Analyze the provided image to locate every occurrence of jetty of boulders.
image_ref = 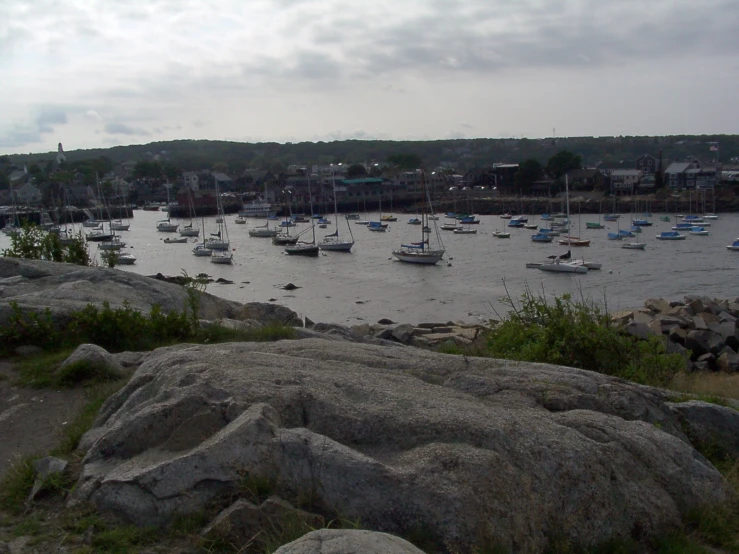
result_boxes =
[613,296,739,372]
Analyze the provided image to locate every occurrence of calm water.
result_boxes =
[2,210,738,326]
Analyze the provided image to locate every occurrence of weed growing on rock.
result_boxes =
[483,286,685,387]
[0,455,38,514]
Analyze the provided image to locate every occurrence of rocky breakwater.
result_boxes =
[614,296,739,372]
[68,337,735,552]
[347,318,490,349]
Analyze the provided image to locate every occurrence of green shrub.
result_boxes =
[2,223,89,266]
[483,288,684,387]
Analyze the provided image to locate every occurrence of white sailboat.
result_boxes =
[209,182,233,264]
[205,185,231,251]
[319,175,354,252]
[156,183,179,232]
[285,173,319,256]
[392,170,446,265]
[179,187,200,237]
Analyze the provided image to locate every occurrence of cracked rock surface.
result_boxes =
[71,339,731,552]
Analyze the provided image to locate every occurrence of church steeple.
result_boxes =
[56,142,66,165]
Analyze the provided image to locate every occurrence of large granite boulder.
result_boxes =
[70,339,732,552]
[0,258,241,325]
[273,529,425,553]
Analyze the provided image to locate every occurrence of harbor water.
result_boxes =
[1,209,737,326]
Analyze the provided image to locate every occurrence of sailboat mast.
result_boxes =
[332,171,339,238]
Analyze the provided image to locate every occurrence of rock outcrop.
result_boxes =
[273,529,425,554]
[0,257,242,325]
[615,296,739,371]
[71,339,731,552]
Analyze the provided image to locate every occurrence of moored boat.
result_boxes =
[727,239,739,251]
[656,231,686,240]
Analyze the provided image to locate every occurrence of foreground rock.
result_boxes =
[0,257,242,325]
[71,339,730,552]
[274,529,425,554]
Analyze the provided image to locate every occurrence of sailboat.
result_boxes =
[392,170,446,264]
[285,172,320,256]
[368,186,389,231]
[192,215,212,257]
[319,175,355,252]
[380,187,397,222]
[558,178,590,246]
[622,202,647,249]
[204,186,231,251]
[209,182,233,264]
[586,201,604,229]
[179,187,200,237]
[156,183,179,232]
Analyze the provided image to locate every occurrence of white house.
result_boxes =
[609,169,642,195]
[183,172,199,190]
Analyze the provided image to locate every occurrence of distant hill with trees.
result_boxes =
[2,135,736,175]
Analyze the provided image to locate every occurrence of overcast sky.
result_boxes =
[2,0,738,155]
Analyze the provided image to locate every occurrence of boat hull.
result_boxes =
[318,240,354,252]
[622,243,646,250]
[392,249,445,265]
[537,263,588,274]
[285,244,320,256]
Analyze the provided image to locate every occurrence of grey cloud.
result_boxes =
[35,109,68,133]
[0,126,42,148]
[104,122,151,136]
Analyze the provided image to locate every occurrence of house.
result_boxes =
[175,187,217,209]
[211,172,233,191]
[635,154,657,174]
[638,174,656,191]
[664,162,696,189]
[14,183,42,205]
[609,169,642,195]
[565,168,602,190]
[183,172,200,191]
[685,167,718,190]
[9,169,28,185]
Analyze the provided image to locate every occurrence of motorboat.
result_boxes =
[192,243,212,257]
[727,239,739,251]
[164,236,188,244]
[441,223,459,231]
[116,252,137,264]
[622,242,647,250]
[408,218,422,225]
[453,227,477,234]
[234,217,246,225]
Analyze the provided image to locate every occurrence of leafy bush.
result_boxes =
[2,223,90,266]
[484,287,684,387]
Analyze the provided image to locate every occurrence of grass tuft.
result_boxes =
[52,381,126,456]
[0,455,38,514]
